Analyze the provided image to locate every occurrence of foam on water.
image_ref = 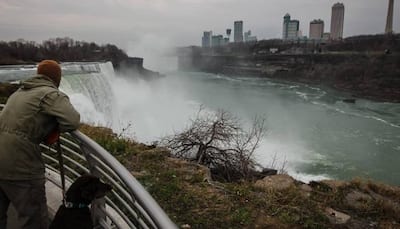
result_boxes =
[288,172,331,183]
[312,101,400,129]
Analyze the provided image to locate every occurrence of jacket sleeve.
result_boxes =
[41,91,81,132]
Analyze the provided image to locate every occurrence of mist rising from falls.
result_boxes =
[61,64,315,181]
[60,62,198,141]
[110,72,199,141]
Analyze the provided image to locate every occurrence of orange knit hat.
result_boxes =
[37,60,62,87]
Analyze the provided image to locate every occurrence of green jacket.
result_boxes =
[0,75,80,180]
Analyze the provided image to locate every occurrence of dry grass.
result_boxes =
[79,125,400,228]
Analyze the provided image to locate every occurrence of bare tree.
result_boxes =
[162,107,266,182]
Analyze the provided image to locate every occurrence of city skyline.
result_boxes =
[205,1,400,44]
[0,0,398,51]
[207,3,344,44]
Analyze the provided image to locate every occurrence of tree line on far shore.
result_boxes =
[0,37,128,65]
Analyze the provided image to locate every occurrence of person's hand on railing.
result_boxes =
[45,129,60,145]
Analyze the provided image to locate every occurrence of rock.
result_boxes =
[181,224,191,228]
[261,168,278,176]
[320,180,348,190]
[325,207,351,224]
[166,157,212,182]
[250,168,278,180]
[254,174,295,191]
[300,184,312,192]
[299,184,312,198]
[309,181,333,192]
[345,191,372,209]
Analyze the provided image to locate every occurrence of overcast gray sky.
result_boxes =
[1,0,399,52]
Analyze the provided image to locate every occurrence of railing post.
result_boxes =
[79,144,108,228]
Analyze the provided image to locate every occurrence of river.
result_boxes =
[127,71,400,185]
[1,62,399,185]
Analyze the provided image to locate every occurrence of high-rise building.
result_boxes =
[211,35,224,47]
[234,21,244,42]
[282,14,291,39]
[202,31,212,47]
[330,3,345,40]
[385,0,394,34]
[309,19,324,40]
[282,14,300,40]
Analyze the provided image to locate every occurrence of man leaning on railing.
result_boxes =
[0,60,80,229]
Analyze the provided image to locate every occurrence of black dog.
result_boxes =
[49,175,112,229]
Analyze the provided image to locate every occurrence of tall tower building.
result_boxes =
[282,14,291,39]
[385,0,394,34]
[309,19,324,40]
[282,14,300,40]
[234,21,244,43]
[202,31,212,47]
[330,3,345,40]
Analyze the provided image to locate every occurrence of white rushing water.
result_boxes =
[2,62,400,185]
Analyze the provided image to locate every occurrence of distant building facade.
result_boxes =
[283,14,300,40]
[202,31,212,47]
[234,21,244,42]
[226,29,232,42]
[309,19,324,40]
[330,3,345,40]
[224,37,230,44]
[244,30,257,42]
[322,32,331,41]
[211,35,224,47]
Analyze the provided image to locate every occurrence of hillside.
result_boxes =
[81,125,400,229]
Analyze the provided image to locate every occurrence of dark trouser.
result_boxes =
[0,179,48,229]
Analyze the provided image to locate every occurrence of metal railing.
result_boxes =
[0,104,177,229]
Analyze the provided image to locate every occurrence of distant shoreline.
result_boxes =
[178,34,400,103]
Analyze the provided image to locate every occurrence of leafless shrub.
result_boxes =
[162,107,266,182]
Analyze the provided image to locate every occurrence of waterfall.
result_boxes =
[1,61,179,139]
[60,62,119,129]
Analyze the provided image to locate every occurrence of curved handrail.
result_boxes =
[71,131,177,228]
[0,103,177,229]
